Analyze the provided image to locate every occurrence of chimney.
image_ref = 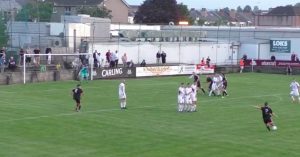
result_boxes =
[201,8,208,17]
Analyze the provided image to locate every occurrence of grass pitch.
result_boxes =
[0,73,300,157]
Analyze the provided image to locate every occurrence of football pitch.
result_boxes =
[1,73,300,157]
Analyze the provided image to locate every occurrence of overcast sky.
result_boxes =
[126,0,300,10]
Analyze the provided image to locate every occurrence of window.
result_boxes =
[53,7,57,13]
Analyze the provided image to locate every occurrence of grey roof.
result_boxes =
[47,0,104,6]
[0,0,22,11]
[267,6,300,16]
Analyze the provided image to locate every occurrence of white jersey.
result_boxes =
[290,81,300,96]
[178,87,185,104]
[191,84,197,101]
[290,81,299,91]
[185,87,192,103]
[119,83,126,99]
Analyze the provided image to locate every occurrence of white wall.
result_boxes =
[240,38,300,60]
[89,42,236,65]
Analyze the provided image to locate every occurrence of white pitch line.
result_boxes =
[0,93,286,123]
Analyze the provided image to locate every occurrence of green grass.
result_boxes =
[0,73,300,157]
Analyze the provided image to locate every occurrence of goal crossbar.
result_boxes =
[23,53,94,84]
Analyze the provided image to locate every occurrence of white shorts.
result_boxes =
[290,90,299,97]
[191,94,197,102]
[178,96,184,104]
[119,94,126,99]
[185,96,192,104]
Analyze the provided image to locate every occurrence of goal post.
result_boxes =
[23,53,94,84]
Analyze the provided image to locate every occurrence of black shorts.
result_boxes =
[223,83,227,89]
[197,81,201,88]
[74,98,80,103]
[263,118,272,124]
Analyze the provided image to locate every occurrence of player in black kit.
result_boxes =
[72,84,84,112]
[254,102,276,131]
[192,72,206,94]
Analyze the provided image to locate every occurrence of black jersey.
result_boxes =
[72,88,83,99]
[193,75,199,82]
[261,106,273,119]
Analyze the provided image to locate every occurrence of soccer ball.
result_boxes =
[272,126,277,131]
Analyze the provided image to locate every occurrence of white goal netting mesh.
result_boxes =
[22,53,94,84]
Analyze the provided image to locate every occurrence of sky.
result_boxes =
[126,0,300,10]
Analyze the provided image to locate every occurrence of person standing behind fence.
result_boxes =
[19,48,25,66]
[156,51,161,64]
[122,53,127,67]
[206,56,211,68]
[106,50,111,64]
[33,47,40,66]
[115,50,119,67]
[161,51,167,64]
[45,47,52,65]
[239,58,245,73]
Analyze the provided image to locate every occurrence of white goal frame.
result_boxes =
[23,53,94,84]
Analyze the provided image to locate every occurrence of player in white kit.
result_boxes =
[119,80,127,109]
[178,83,185,112]
[191,82,198,112]
[290,79,300,103]
[184,83,193,112]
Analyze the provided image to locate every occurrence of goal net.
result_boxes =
[22,53,94,84]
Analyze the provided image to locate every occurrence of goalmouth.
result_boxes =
[23,53,94,84]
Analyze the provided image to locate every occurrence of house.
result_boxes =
[255,6,300,27]
[47,0,129,23]
[0,0,22,21]
[128,5,139,24]
[190,8,254,26]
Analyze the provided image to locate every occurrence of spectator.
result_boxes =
[122,53,127,67]
[96,52,101,68]
[127,60,134,68]
[156,51,161,64]
[0,47,5,59]
[140,59,146,67]
[8,56,16,71]
[287,65,292,75]
[0,54,5,73]
[271,55,276,61]
[93,50,98,68]
[239,58,245,73]
[45,47,52,65]
[106,50,111,64]
[25,48,32,65]
[296,55,300,62]
[206,56,211,68]
[242,54,247,61]
[110,52,116,67]
[115,50,119,67]
[19,48,25,66]
[200,57,205,70]
[161,51,167,64]
[33,47,40,65]
[291,53,296,62]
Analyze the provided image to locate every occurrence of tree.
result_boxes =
[134,0,179,24]
[237,6,243,12]
[0,14,8,47]
[177,3,193,25]
[16,1,53,22]
[77,6,112,18]
[223,7,230,13]
[243,5,252,13]
[253,6,259,13]
[295,3,300,7]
